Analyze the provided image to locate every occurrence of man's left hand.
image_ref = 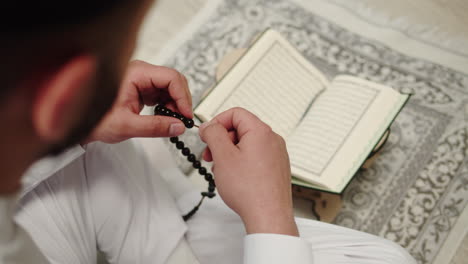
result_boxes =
[84,60,192,144]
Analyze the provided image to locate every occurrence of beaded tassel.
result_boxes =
[154,104,216,221]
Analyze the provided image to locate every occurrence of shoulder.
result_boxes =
[20,145,86,197]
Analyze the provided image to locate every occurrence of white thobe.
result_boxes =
[1,139,416,264]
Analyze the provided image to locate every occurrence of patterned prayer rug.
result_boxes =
[154,0,468,263]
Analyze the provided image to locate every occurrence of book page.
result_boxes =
[288,76,408,192]
[195,30,329,138]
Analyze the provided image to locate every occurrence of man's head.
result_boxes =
[0,0,154,192]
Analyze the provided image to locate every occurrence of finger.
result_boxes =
[125,113,186,138]
[202,148,212,162]
[140,89,159,106]
[202,131,237,162]
[166,71,193,118]
[128,61,193,118]
[199,120,239,162]
[165,101,178,112]
[200,107,268,140]
[181,74,192,108]
[228,130,239,144]
[144,89,170,106]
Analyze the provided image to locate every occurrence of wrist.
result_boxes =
[242,210,299,236]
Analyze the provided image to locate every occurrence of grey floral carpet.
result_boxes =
[158,0,468,263]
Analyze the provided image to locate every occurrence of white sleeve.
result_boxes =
[3,145,86,263]
[0,195,49,264]
[244,234,312,264]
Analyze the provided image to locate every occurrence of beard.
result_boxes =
[45,59,120,156]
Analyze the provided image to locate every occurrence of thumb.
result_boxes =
[128,114,186,138]
[199,120,238,161]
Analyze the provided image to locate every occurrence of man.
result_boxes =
[0,0,416,263]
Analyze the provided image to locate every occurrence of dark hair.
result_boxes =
[2,1,130,33]
[0,0,139,102]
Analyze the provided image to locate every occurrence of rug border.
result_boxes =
[433,197,468,263]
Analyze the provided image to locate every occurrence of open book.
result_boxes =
[194,29,409,193]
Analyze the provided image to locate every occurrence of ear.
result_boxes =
[32,54,97,143]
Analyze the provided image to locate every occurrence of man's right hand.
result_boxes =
[199,107,299,236]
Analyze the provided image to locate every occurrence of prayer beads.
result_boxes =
[154,104,216,221]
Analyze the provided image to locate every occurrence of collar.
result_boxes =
[20,145,85,198]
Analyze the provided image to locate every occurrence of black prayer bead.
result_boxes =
[192,160,201,169]
[154,105,162,113]
[208,186,215,193]
[198,167,207,175]
[187,154,196,162]
[184,119,194,129]
[155,105,197,130]
[176,141,184,149]
[202,192,216,198]
[208,180,216,187]
[182,147,190,156]
[204,173,213,181]
[170,137,178,143]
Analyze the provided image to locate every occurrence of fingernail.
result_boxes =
[199,119,219,133]
[169,123,185,136]
[199,120,211,131]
